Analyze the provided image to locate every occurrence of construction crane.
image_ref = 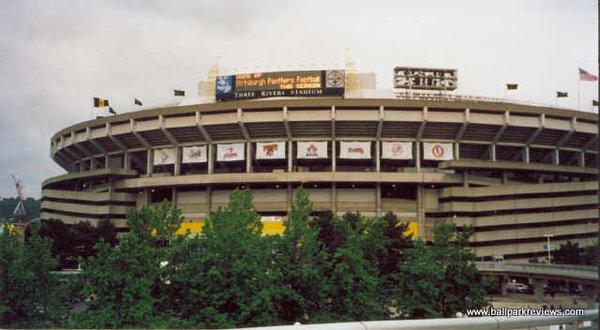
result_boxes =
[11,174,28,224]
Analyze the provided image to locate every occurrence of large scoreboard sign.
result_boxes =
[216,70,345,101]
[393,67,457,91]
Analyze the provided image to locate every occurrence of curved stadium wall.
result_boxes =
[42,97,599,262]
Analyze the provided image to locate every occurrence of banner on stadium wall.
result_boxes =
[153,148,176,165]
[423,142,454,160]
[217,143,245,161]
[182,146,207,163]
[381,142,413,160]
[297,141,328,159]
[256,141,286,160]
[340,141,371,159]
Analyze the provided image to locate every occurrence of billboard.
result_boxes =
[393,67,457,91]
[216,70,345,101]
[423,142,454,161]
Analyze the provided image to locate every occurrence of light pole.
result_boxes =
[543,234,554,264]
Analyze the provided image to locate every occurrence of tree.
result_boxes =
[553,241,583,265]
[0,223,59,326]
[72,201,182,328]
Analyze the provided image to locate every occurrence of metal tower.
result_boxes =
[11,174,28,224]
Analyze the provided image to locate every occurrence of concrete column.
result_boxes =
[531,277,546,302]
[416,185,425,240]
[375,141,381,172]
[454,142,460,160]
[332,140,336,172]
[206,186,212,215]
[208,144,214,174]
[415,141,421,171]
[246,142,252,173]
[501,172,508,184]
[578,151,585,167]
[171,187,177,207]
[147,150,154,176]
[105,154,110,169]
[124,153,131,170]
[331,183,337,215]
[287,183,293,213]
[552,149,559,165]
[490,145,496,162]
[90,157,97,171]
[288,140,293,172]
[376,183,381,216]
[523,146,530,163]
[463,170,469,187]
[79,161,85,172]
[174,147,181,176]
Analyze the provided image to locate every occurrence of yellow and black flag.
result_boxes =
[556,91,568,98]
[506,84,518,90]
[174,90,185,97]
[134,98,143,106]
[93,97,109,107]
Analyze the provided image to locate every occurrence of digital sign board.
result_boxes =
[393,67,457,91]
[216,70,345,101]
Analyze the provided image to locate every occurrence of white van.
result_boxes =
[506,282,530,293]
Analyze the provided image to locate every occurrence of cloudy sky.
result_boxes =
[0,0,597,199]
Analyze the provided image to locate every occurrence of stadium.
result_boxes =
[41,67,598,262]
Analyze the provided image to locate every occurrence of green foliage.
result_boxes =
[552,240,598,265]
[37,218,118,269]
[0,223,60,326]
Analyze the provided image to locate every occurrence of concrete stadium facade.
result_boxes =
[42,96,599,262]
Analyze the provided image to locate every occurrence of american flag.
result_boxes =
[579,68,598,81]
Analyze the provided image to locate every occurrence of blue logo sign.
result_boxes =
[216,75,233,94]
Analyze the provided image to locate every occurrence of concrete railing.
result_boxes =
[231,309,597,330]
[475,262,599,282]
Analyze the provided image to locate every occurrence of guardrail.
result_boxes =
[475,262,599,281]
[232,309,597,330]
[392,92,573,110]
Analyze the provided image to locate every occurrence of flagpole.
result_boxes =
[577,79,581,110]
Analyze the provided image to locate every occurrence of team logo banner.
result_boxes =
[423,143,454,161]
[256,141,286,160]
[297,141,328,159]
[153,148,175,165]
[182,146,207,163]
[340,141,371,159]
[382,142,413,160]
[217,143,245,162]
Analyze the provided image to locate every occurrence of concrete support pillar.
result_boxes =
[416,185,425,240]
[206,186,212,215]
[376,182,381,216]
[90,157,97,171]
[375,141,381,172]
[79,161,85,172]
[490,144,496,162]
[287,140,293,172]
[174,147,181,176]
[523,146,530,163]
[415,141,421,171]
[208,144,214,174]
[531,277,546,302]
[454,142,460,160]
[501,172,508,184]
[331,183,337,215]
[105,154,110,169]
[246,142,252,173]
[462,170,469,187]
[578,151,585,167]
[500,277,508,296]
[332,140,336,172]
[147,149,154,176]
[552,149,559,165]
[287,183,293,213]
[124,153,131,170]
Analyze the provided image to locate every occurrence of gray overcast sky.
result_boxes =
[0,0,597,199]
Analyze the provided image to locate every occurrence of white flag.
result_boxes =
[423,142,454,160]
[340,141,371,159]
[382,142,413,159]
[153,148,175,165]
[256,141,286,160]
[297,141,328,159]
[217,143,245,161]
[182,146,207,163]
